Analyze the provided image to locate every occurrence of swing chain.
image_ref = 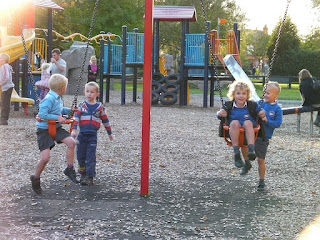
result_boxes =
[199,0,224,106]
[17,16,41,109]
[71,0,99,113]
[256,0,291,133]
[262,0,291,100]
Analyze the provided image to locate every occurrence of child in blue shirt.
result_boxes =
[240,82,282,191]
[217,80,265,168]
[30,74,78,194]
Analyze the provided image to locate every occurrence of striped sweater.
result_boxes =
[73,101,112,135]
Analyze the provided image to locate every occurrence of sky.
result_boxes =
[235,0,319,36]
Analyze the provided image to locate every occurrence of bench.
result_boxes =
[282,106,320,135]
[0,88,35,116]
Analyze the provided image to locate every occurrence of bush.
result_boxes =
[271,49,320,76]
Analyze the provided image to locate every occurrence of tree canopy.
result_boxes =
[312,0,320,7]
[303,29,320,50]
[266,17,300,75]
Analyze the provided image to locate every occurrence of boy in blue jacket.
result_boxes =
[31,74,78,194]
[241,82,283,191]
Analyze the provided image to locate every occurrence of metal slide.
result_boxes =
[223,54,260,101]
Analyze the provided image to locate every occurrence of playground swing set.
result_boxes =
[1,0,307,193]
[199,0,291,148]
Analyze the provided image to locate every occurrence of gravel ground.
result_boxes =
[0,92,320,239]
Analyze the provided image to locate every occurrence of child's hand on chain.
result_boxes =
[71,107,78,113]
[57,115,66,124]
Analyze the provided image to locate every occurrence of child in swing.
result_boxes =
[241,82,282,191]
[71,82,113,185]
[30,74,78,194]
[217,80,265,168]
[35,62,51,100]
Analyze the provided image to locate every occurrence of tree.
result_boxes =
[42,0,145,50]
[239,28,269,74]
[303,28,320,50]
[266,17,300,75]
[312,0,320,7]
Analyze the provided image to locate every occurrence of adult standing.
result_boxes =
[299,69,320,127]
[51,48,67,77]
[252,66,256,76]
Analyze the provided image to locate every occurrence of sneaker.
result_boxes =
[248,149,256,161]
[81,176,94,186]
[30,175,42,194]
[240,162,252,175]
[64,168,80,183]
[257,183,266,192]
[234,153,244,168]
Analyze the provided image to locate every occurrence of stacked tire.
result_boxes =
[152,73,181,105]
[151,72,165,105]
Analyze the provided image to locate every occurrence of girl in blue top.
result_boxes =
[217,81,265,168]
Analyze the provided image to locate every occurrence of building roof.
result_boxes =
[34,0,64,11]
[153,5,197,22]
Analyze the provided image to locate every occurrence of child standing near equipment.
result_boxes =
[31,74,78,194]
[217,80,265,168]
[87,56,98,83]
[36,62,51,100]
[71,82,113,185]
[0,53,14,125]
[240,82,282,191]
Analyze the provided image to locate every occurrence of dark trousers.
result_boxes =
[76,133,98,177]
[1,87,13,122]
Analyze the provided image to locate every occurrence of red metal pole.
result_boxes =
[140,0,153,196]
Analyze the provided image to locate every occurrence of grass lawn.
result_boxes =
[111,81,302,101]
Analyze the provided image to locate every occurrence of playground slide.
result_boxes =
[223,54,260,101]
[0,28,35,63]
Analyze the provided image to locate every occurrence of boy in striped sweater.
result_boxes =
[71,82,113,185]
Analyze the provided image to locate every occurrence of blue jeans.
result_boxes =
[76,133,97,177]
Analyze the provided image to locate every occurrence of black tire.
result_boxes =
[152,81,162,93]
[152,72,165,84]
[162,82,178,93]
[165,74,181,85]
[160,92,178,105]
[151,91,159,105]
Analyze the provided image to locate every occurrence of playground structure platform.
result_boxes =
[100,21,242,107]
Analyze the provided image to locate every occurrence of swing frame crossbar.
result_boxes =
[223,124,260,148]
